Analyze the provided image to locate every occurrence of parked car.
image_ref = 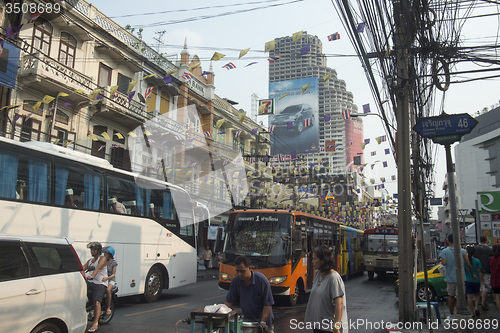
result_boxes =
[270,104,315,133]
[0,235,87,333]
[394,264,447,302]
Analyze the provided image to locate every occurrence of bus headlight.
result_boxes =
[365,260,373,266]
[219,272,232,281]
[268,276,287,285]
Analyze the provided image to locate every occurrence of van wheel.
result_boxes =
[31,322,61,333]
[144,266,164,303]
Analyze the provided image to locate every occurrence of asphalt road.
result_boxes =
[88,271,400,333]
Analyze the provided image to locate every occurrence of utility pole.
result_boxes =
[445,144,470,324]
[394,0,414,322]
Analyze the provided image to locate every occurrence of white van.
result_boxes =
[0,235,87,333]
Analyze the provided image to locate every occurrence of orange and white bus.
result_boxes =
[218,209,362,305]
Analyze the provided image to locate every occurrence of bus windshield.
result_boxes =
[366,234,398,253]
[224,212,292,266]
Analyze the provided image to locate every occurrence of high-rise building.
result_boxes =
[268,32,360,172]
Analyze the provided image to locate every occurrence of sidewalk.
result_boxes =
[398,296,500,333]
[197,267,219,281]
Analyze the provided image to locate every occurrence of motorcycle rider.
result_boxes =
[83,242,108,333]
[102,246,118,316]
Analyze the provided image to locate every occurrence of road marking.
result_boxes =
[124,303,188,317]
[204,295,225,301]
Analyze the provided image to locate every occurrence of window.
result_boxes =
[55,110,69,125]
[91,140,106,159]
[25,242,79,276]
[117,73,131,95]
[57,129,67,146]
[93,125,107,136]
[58,32,76,68]
[0,241,29,281]
[98,63,112,88]
[20,117,32,142]
[32,18,53,56]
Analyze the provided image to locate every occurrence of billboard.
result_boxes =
[269,77,319,156]
[477,191,500,245]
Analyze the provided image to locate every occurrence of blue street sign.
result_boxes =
[413,113,478,138]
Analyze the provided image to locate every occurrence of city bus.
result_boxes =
[218,209,362,305]
[338,225,364,278]
[363,225,398,280]
[0,137,201,302]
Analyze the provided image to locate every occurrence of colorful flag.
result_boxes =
[278,93,288,101]
[245,62,258,67]
[251,128,258,135]
[383,161,388,168]
[88,88,101,100]
[238,111,246,123]
[239,48,250,59]
[356,23,365,33]
[268,125,276,132]
[115,132,124,140]
[234,130,242,138]
[265,40,275,52]
[163,74,173,84]
[143,87,154,99]
[385,148,390,155]
[216,119,225,128]
[292,31,303,43]
[109,85,119,98]
[143,73,157,80]
[201,71,213,76]
[342,109,351,120]
[323,72,331,84]
[174,135,183,140]
[127,91,135,102]
[267,56,283,62]
[101,132,111,140]
[222,62,236,70]
[363,103,370,113]
[376,136,382,144]
[303,118,312,128]
[327,32,340,41]
[181,72,193,80]
[276,154,284,162]
[203,131,211,137]
[371,151,376,156]
[391,175,396,181]
[41,95,55,104]
[380,135,387,142]
[6,25,23,39]
[324,113,331,122]
[211,52,226,61]
[188,62,201,71]
[126,80,137,95]
[302,83,311,95]
[364,138,370,144]
[88,134,98,141]
[291,151,297,159]
[300,44,310,56]
[27,13,41,24]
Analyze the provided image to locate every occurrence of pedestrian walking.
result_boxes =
[464,246,483,318]
[439,234,473,319]
[489,244,500,313]
[304,245,348,333]
[474,236,493,311]
[202,245,213,270]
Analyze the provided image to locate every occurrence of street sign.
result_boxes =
[413,113,478,138]
[429,198,443,206]
[431,134,461,144]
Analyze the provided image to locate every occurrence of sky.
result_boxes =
[88,0,500,218]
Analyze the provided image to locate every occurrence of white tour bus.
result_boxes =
[0,136,200,302]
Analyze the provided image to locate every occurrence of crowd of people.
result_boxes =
[439,234,500,320]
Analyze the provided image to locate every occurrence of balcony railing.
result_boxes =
[65,0,177,73]
[20,53,94,93]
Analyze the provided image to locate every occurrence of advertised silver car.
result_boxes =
[270,104,315,133]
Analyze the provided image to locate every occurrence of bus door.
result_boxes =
[306,219,314,290]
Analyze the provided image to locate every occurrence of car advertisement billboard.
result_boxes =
[269,77,319,156]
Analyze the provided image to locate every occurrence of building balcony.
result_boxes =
[19,53,93,98]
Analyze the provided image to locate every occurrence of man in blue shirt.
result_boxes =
[439,234,473,319]
[224,256,275,332]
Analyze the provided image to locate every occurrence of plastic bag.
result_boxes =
[204,304,232,314]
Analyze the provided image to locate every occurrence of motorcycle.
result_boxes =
[86,268,118,325]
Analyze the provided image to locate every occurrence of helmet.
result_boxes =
[87,242,102,253]
[103,246,115,258]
